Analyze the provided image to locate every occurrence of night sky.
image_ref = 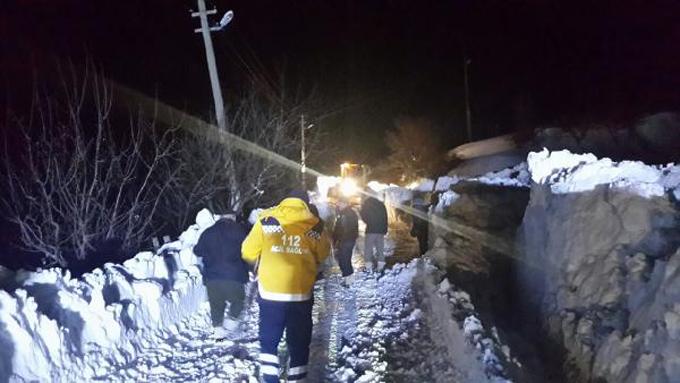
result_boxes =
[2,0,680,163]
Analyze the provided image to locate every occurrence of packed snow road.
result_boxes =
[99,260,490,382]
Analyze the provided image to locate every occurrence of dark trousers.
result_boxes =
[414,228,428,255]
[336,240,355,277]
[258,297,313,382]
[205,279,245,327]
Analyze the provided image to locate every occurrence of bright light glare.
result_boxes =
[340,178,359,197]
[316,176,341,201]
[111,81,521,263]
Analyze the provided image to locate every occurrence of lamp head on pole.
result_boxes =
[218,10,234,29]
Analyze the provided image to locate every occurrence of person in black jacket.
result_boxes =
[333,199,359,285]
[193,214,249,337]
[359,195,388,271]
[410,199,430,255]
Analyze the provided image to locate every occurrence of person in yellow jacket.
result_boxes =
[242,190,330,383]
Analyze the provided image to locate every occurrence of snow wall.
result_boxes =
[519,150,680,382]
[0,209,218,382]
[426,149,680,382]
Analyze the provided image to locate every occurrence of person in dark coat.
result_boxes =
[333,199,359,285]
[410,199,430,255]
[359,195,388,271]
[193,214,249,337]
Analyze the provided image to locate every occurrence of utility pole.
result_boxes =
[191,0,233,131]
[300,115,307,190]
[300,115,314,190]
[463,56,473,142]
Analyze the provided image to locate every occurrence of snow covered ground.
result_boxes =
[96,259,512,382]
[0,209,514,382]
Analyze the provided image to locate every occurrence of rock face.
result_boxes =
[520,185,680,382]
[428,181,529,337]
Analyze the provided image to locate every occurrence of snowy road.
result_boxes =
[98,257,491,382]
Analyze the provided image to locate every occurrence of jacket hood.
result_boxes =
[262,198,318,228]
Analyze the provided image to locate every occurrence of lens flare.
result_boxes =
[340,178,358,197]
[110,81,543,269]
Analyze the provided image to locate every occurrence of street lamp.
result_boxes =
[300,114,314,190]
[191,0,234,131]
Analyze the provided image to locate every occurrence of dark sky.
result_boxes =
[2,0,680,161]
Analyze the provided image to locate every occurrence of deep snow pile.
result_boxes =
[0,209,218,382]
[528,148,680,199]
[425,162,530,214]
[414,162,530,200]
[434,190,460,214]
[474,162,530,188]
[410,176,460,192]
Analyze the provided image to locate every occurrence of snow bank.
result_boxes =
[0,209,218,381]
[366,180,394,193]
[410,176,460,192]
[383,186,413,207]
[474,162,530,188]
[415,162,529,198]
[434,190,460,213]
[430,274,517,381]
[528,149,680,198]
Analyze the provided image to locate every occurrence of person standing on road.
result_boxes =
[193,213,249,339]
[360,194,388,272]
[410,198,430,255]
[333,199,359,286]
[242,190,330,383]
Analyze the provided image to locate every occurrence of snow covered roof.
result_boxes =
[528,149,680,199]
[447,134,517,160]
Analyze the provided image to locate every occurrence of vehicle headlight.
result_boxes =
[340,178,358,197]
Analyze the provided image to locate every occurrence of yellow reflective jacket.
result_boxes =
[242,198,330,302]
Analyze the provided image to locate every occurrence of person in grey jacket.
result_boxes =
[359,195,388,271]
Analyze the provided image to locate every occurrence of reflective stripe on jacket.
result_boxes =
[242,198,331,301]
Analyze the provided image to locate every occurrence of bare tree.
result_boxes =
[0,65,178,266]
[376,117,446,184]
[160,87,325,232]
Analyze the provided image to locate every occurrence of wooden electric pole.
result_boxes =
[464,56,473,142]
[191,0,233,131]
[300,115,313,190]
